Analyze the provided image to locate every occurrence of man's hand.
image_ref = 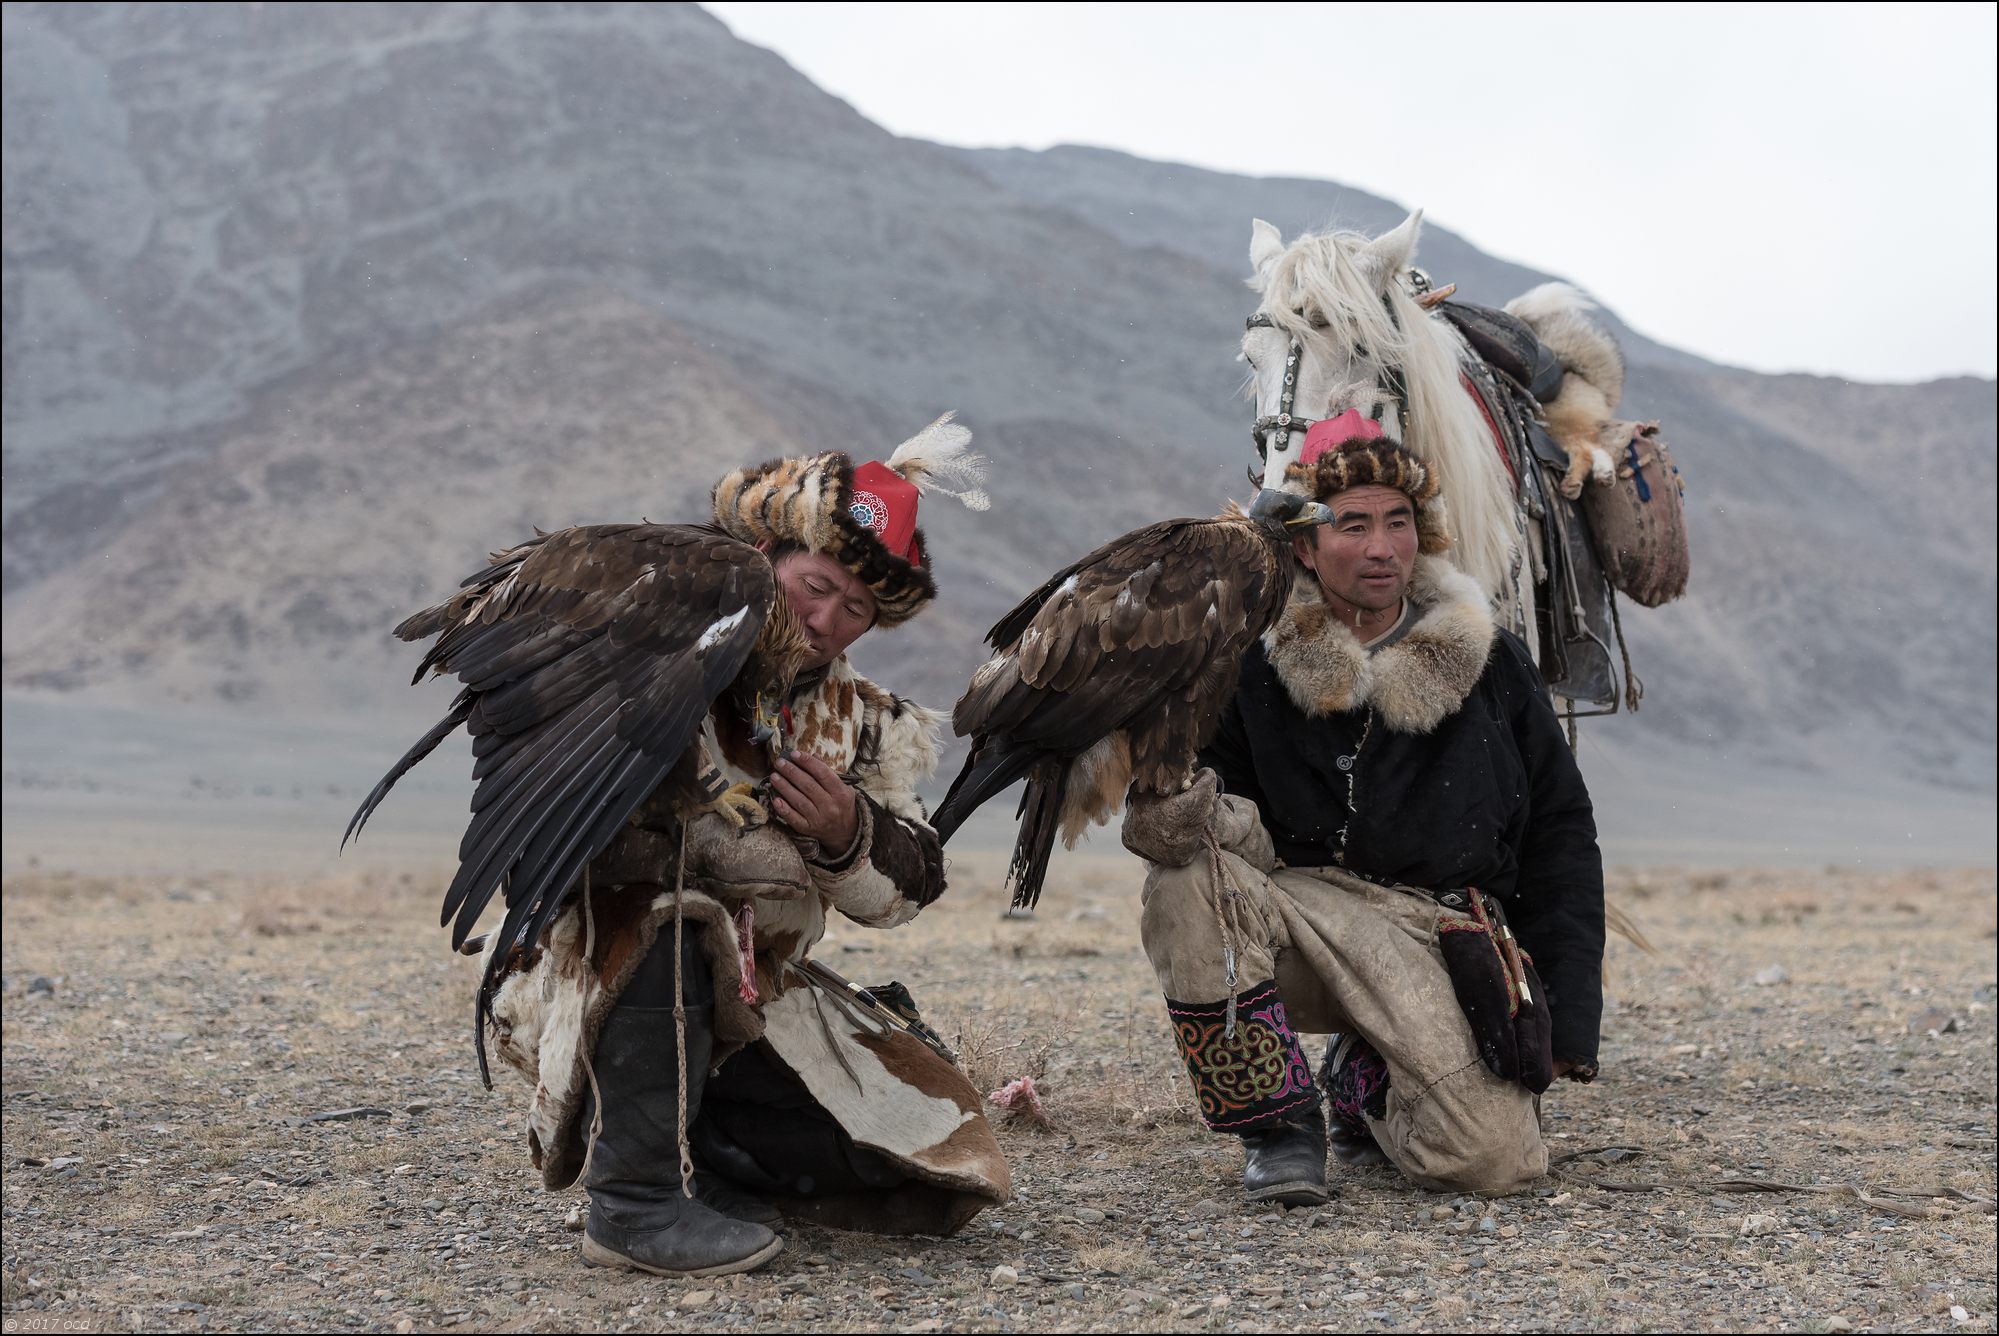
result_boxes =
[770,749,860,854]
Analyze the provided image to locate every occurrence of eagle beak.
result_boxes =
[1287,501,1335,529]
[748,695,785,749]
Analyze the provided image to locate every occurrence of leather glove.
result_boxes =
[1120,769,1219,868]
[1211,793,1276,873]
[684,809,811,902]
[1435,890,1554,1094]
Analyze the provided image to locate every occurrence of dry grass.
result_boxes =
[3,858,1995,1333]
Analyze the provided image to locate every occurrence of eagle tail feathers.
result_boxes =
[932,739,1040,845]
[1006,760,1071,912]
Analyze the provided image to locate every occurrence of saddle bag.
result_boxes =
[1582,421,1689,607]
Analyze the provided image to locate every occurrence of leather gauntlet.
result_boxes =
[1121,770,1219,868]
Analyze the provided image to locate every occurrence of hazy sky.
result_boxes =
[705,2,1996,384]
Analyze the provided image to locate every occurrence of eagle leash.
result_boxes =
[671,825,696,1198]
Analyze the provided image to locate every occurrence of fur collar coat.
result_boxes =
[1201,557,1608,1070]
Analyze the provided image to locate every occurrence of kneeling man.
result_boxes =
[1124,426,1604,1204]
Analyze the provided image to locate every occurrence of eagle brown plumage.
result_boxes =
[931,493,1329,909]
[343,522,810,1080]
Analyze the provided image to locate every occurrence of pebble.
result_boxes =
[1740,1214,1781,1237]
[1192,1199,1228,1219]
[564,1204,585,1231]
[1823,1319,1855,1334]
[1062,1283,1087,1301]
[1075,1207,1105,1224]
[990,1265,1019,1286]
[309,1106,392,1123]
[1753,965,1790,987]
[682,1289,715,1307]
[1951,1306,1970,1323]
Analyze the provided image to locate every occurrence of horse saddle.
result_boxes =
[1439,300,1566,404]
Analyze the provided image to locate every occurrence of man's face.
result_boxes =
[1291,484,1419,614]
[770,547,877,669]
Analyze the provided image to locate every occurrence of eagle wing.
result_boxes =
[347,522,776,971]
[934,516,1289,906]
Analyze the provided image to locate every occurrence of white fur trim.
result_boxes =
[1262,556,1496,733]
[1505,282,1624,411]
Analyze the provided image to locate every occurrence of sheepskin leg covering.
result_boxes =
[1139,853,1548,1193]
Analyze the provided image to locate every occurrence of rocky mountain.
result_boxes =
[4,0,1993,842]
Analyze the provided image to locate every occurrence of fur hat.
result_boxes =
[1284,414,1452,556]
[711,414,989,628]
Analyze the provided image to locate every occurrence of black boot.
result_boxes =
[1240,1101,1331,1207]
[580,932,782,1277]
[692,1173,783,1226]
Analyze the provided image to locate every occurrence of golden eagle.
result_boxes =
[930,491,1330,908]
[343,523,809,1077]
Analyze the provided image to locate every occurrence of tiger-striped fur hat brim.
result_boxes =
[712,451,937,627]
[1285,439,1454,555]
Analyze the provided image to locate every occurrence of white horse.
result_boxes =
[1240,211,1539,643]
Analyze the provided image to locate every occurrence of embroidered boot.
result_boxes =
[580,932,782,1277]
[1166,981,1328,1206]
[1321,1032,1392,1167]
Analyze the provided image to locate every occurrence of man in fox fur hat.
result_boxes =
[1121,414,1605,1206]
[480,417,1009,1277]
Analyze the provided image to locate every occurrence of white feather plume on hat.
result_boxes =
[886,412,991,511]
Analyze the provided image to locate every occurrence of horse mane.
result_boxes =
[1255,229,1518,600]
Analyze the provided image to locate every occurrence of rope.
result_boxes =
[1607,586,1644,713]
[577,867,606,1182]
[671,823,695,1197]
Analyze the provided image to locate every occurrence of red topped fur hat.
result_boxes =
[1284,412,1452,555]
[711,414,990,627]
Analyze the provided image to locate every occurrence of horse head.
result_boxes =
[1241,212,1519,600]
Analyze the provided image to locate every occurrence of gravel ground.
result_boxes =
[3,858,1994,1334]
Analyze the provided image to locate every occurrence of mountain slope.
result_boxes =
[2,0,1992,807]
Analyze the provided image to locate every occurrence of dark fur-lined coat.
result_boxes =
[1201,557,1607,1071]
[479,656,1010,1234]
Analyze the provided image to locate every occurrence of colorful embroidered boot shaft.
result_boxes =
[1166,980,1319,1132]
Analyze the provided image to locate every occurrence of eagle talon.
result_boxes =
[705,781,769,830]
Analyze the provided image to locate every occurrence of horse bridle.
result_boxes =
[1244,295,1414,473]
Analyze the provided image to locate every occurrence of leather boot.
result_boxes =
[580,932,782,1276]
[1321,1032,1392,1168]
[1240,1101,1331,1207]
[693,1174,783,1226]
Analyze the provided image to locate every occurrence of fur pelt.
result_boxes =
[1261,556,1495,733]
[486,653,959,1192]
[1505,283,1625,499]
[481,882,758,1190]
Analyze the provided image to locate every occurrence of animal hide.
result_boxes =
[482,654,978,1225]
[1261,556,1496,733]
[1505,283,1626,499]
